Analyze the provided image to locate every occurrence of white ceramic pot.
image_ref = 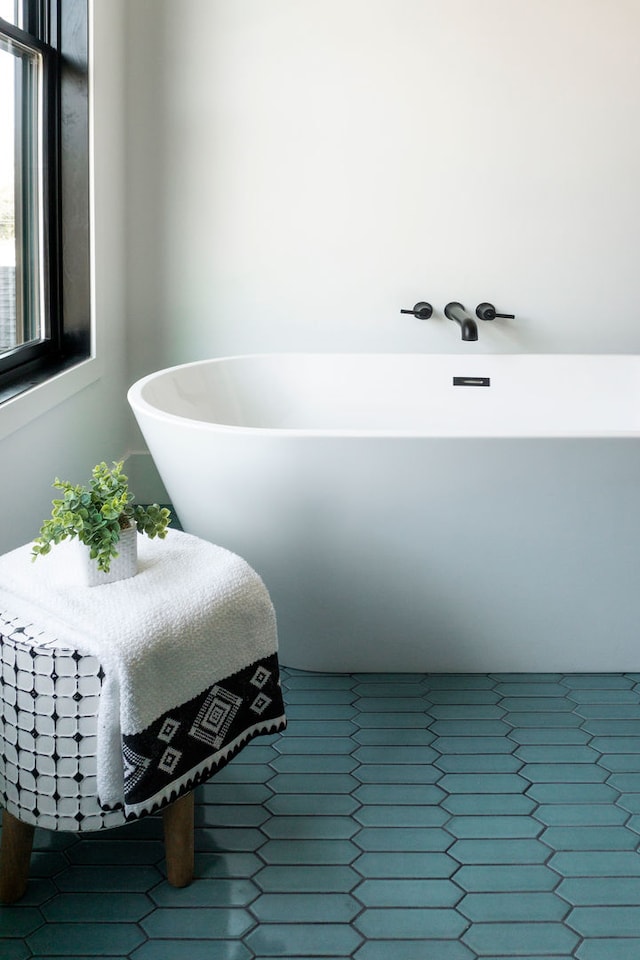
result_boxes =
[75,522,138,587]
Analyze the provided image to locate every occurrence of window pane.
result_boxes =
[0,2,23,28]
[0,34,43,355]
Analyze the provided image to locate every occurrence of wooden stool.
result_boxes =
[0,792,193,903]
[0,615,194,903]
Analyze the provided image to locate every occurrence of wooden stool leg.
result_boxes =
[0,810,35,904]
[162,791,194,888]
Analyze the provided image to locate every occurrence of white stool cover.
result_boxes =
[0,613,126,832]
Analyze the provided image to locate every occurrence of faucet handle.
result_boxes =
[401,301,433,320]
[476,302,515,321]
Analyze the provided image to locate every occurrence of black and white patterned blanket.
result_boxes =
[121,652,285,817]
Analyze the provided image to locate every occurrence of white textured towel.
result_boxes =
[0,529,280,809]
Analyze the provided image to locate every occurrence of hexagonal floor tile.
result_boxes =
[354,906,467,939]
[10,664,640,960]
[245,921,363,957]
[462,921,578,956]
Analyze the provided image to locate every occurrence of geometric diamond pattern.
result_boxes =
[188,685,243,750]
[122,744,152,791]
[3,668,640,958]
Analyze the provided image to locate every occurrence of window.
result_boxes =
[0,0,89,401]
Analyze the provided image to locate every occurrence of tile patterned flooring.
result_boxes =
[3,669,640,958]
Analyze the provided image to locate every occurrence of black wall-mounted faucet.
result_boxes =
[444,302,478,342]
[476,302,515,322]
[400,301,433,320]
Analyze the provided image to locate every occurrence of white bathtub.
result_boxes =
[128,354,640,672]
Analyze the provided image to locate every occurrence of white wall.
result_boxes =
[125,0,640,390]
[0,0,129,553]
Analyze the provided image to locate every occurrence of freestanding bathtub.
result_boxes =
[128,353,640,673]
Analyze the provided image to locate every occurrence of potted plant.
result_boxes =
[32,460,171,585]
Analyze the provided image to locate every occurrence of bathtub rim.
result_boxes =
[127,352,640,440]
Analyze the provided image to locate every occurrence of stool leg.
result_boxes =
[0,810,35,904]
[162,791,194,888]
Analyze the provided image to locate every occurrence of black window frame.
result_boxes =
[0,0,90,402]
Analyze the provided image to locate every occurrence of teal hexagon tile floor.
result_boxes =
[4,669,640,957]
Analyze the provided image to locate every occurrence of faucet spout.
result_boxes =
[460,318,478,341]
[444,302,478,342]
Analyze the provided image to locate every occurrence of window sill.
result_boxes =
[0,355,102,441]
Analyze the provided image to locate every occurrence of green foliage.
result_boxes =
[32,461,171,573]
